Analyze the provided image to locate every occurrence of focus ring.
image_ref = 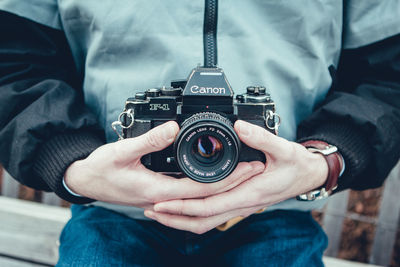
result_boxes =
[180,112,233,131]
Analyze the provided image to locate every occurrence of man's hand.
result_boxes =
[64,121,264,210]
[144,120,328,234]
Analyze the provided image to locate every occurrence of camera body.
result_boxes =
[117,66,278,182]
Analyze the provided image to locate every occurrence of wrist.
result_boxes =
[64,159,86,197]
[62,177,83,197]
[310,152,329,189]
[297,140,344,201]
[33,130,103,204]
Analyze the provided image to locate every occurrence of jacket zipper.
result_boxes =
[203,0,218,67]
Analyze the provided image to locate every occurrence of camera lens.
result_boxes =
[193,135,224,164]
[174,112,240,183]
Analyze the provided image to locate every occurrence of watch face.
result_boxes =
[297,188,330,201]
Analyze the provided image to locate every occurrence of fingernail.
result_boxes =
[144,210,155,218]
[163,122,176,142]
[237,120,250,137]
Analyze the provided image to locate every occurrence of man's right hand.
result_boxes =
[64,121,264,210]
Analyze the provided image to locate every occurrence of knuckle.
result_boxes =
[203,199,214,217]
[145,131,162,149]
[178,200,185,216]
[282,143,297,161]
[110,142,128,163]
[194,224,206,235]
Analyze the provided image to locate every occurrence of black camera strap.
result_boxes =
[203,0,218,67]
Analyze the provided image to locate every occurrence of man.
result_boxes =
[0,1,399,266]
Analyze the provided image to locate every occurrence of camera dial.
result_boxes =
[246,86,266,95]
[160,86,182,96]
[243,85,271,103]
[135,92,146,100]
[146,88,161,97]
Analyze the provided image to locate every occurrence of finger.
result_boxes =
[118,121,179,159]
[213,161,265,194]
[154,161,264,201]
[144,205,265,234]
[234,120,290,157]
[154,178,260,216]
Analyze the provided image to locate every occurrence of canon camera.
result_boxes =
[112,66,280,183]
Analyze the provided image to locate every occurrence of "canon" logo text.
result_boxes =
[190,85,226,94]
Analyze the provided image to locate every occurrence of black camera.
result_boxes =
[113,66,279,183]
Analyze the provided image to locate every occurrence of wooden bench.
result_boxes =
[0,162,399,266]
[322,161,400,266]
[0,196,68,267]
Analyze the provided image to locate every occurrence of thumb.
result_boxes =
[234,120,289,157]
[121,121,179,158]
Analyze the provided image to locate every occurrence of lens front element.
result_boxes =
[175,112,240,183]
[193,135,224,164]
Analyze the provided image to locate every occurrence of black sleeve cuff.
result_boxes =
[297,121,373,191]
[33,130,105,204]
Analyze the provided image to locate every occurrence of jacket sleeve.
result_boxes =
[297,34,400,192]
[0,11,104,203]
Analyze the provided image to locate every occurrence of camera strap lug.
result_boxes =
[265,110,281,134]
[111,109,135,140]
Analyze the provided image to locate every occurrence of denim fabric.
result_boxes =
[57,205,327,267]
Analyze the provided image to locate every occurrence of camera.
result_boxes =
[112,66,279,183]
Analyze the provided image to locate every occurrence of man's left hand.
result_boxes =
[144,120,329,234]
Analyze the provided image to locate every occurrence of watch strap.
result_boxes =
[297,140,343,201]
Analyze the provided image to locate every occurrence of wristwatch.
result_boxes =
[296,140,343,201]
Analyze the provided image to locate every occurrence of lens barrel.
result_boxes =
[174,112,240,183]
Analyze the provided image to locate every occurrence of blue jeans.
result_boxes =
[57,205,327,267]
